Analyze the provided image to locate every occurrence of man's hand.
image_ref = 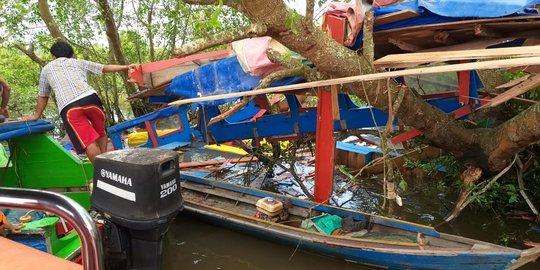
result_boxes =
[128,64,139,71]
[21,115,40,122]
[6,222,24,234]
[0,108,8,118]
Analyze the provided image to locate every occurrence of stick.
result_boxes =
[169,56,540,106]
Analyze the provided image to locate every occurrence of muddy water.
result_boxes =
[162,213,370,270]
[162,202,539,270]
[163,149,539,269]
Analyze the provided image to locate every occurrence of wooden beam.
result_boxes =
[433,31,458,45]
[496,75,531,89]
[474,24,502,38]
[484,74,540,108]
[375,45,540,69]
[374,10,420,26]
[479,91,536,105]
[168,56,540,106]
[375,15,540,37]
[388,37,424,52]
[179,157,257,168]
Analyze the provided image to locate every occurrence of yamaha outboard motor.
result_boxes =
[91,148,183,270]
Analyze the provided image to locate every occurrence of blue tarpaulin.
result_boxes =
[374,0,540,18]
[418,0,540,18]
[352,0,540,48]
[164,57,303,106]
[0,120,54,141]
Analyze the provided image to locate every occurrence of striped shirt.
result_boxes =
[39,58,104,113]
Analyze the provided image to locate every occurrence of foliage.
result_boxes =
[403,153,461,180]
[0,48,49,118]
[285,10,301,34]
[502,71,540,119]
[0,0,247,126]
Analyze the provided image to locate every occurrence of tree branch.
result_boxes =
[266,49,320,81]
[182,0,245,14]
[14,44,47,67]
[38,0,67,41]
[306,0,315,30]
[207,67,308,126]
[173,23,267,58]
[362,11,375,67]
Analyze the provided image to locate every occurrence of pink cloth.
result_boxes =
[326,1,363,46]
[232,37,284,77]
[373,0,401,7]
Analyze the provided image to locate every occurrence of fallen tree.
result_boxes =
[179,0,540,174]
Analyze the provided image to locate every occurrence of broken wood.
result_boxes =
[473,24,501,38]
[374,10,420,26]
[179,156,258,169]
[169,56,540,106]
[495,75,531,89]
[433,31,458,45]
[374,45,540,69]
[388,37,424,52]
[483,73,540,108]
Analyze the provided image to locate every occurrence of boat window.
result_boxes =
[153,114,183,138]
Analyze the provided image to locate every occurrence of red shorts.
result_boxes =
[60,94,106,154]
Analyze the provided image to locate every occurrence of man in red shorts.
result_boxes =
[24,41,136,164]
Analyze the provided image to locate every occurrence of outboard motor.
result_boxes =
[91,148,183,270]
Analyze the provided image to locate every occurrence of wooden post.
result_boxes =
[314,88,335,203]
[458,60,471,105]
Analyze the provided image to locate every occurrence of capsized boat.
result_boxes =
[179,173,540,270]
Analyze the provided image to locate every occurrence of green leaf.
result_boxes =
[285,10,300,34]
[398,179,408,191]
[337,165,354,181]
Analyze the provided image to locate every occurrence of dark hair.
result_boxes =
[50,41,74,58]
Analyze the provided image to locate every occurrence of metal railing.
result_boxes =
[0,187,103,270]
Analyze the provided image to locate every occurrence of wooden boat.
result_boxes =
[179,173,540,270]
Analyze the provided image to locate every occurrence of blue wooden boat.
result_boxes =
[179,173,540,270]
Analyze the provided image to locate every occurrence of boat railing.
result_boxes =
[0,187,103,270]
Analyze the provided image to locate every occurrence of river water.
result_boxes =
[162,193,539,270]
[162,149,540,269]
[163,209,539,270]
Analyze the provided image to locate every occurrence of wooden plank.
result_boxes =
[418,38,520,53]
[374,45,540,69]
[388,37,424,52]
[179,156,258,168]
[128,82,170,99]
[169,56,540,106]
[484,74,540,107]
[375,15,540,37]
[144,62,200,88]
[374,10,420,26]
[496,75,531,89]
[474,24,502,38]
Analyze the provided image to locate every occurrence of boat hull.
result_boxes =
[180,175,521,270]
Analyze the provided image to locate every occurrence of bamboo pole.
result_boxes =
[169,56,540,106]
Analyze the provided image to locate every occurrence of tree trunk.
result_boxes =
[38,0,66,41]
[96,0,152,117]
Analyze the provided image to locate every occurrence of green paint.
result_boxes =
[20,217,81,260]
[2,134,93,208]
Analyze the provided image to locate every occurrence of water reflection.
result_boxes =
[163,213,372,270]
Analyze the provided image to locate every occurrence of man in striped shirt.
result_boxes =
[25,41,136,164]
